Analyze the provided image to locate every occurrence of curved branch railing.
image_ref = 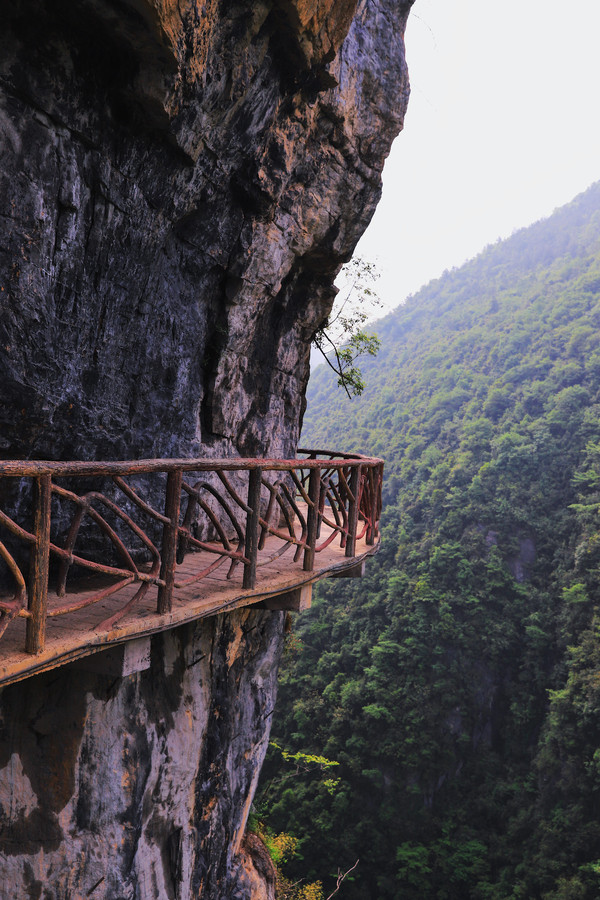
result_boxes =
[0,451,383,655]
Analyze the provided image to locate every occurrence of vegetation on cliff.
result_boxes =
[257,182,600,899]
[313,257,382,397]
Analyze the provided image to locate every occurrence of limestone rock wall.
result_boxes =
[0,610,285,899]
[0,0,413,896]
[0,0,412,462]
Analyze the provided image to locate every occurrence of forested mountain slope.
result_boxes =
[258,182,600,899]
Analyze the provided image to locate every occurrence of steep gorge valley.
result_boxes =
[259,182,600,900]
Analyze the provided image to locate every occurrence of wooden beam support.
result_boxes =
[253,584,312,611]
[73,637,152,677]
[332,560,365,579]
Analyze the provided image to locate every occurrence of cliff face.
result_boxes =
[0,0,411,461]
[0,0,412,896]
[0,611,285,898]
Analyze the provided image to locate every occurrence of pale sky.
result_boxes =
[354,0,600,315]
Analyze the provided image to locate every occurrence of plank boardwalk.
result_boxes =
[0,525,377,687]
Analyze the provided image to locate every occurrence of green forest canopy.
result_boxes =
[257,181,600,900]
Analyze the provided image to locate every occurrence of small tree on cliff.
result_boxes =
[313,258,381,398]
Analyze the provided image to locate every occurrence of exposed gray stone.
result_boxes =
[0,610,285,898]
[0,0,412,463]
[0,0,413,895]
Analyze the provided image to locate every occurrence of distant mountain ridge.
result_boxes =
[303,179,600,461]
[259,180,600,899]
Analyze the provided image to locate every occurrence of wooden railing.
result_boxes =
[0,450,383,655]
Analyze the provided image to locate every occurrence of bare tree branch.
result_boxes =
[325,859,359,900]
[314,330,355,399]
[312,257,381,397]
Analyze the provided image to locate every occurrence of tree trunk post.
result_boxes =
[304,467,321,572]
[243,467,262,589]
[345,465,361,558]
[158,468,183,615]
[26,474,51,654]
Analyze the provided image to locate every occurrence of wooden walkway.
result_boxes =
[0,451,383,687]
[0,526,377,688]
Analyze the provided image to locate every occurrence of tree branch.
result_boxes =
[325,859,359,900]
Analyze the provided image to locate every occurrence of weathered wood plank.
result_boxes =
[0,527,378,687]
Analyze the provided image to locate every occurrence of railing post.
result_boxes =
[303,467,321,572]
[316,476,327,540]
[26,474,51,654]
[366,467,376,546]
[345,465,362,558]
[243,467,262,589]
[376,461,384,539]
[157,469,182,615]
